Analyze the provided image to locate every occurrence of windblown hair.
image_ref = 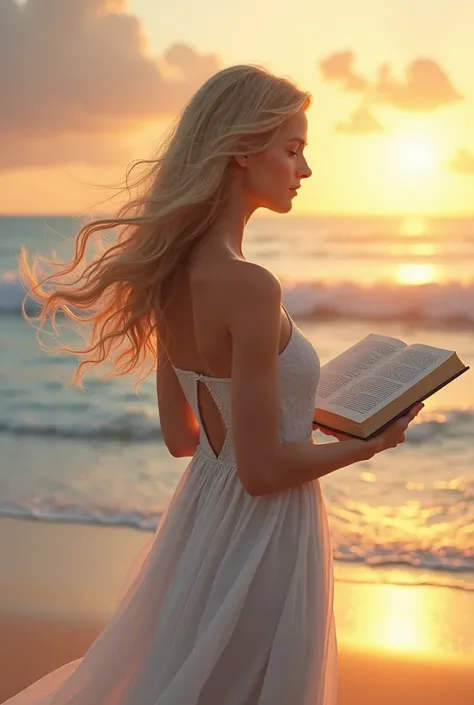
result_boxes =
[21,64,311,386]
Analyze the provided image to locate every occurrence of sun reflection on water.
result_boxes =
[399,216,429,237]
[395,262,438,284]
[340,584,443,656]
[388,242,438,257]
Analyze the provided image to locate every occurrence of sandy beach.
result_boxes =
[1,517,473,705]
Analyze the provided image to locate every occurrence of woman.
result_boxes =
[10,64,422,705]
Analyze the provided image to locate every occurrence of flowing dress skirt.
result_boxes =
[3,447,337,705]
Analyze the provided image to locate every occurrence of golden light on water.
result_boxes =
[360,471,376,483]
[395,263,438,285]
[388,242,437,257]
[344,584,438,656]
[382,596,426,651]
[399,216,429,237]
[409,243,437,256]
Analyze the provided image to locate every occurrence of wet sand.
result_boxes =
[1,518,473,704]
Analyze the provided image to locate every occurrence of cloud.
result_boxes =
[0,0,220,171]
[335,104,384,135]
[0,133,133,171]
[319,51,367,92]
[320,51,464,124]
[374,59,463,111]
[448,148,474,175]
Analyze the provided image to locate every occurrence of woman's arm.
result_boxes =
[156,339,200,458]
[227,263,375,496]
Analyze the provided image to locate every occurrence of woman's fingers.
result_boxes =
[395,403,425,431]
[316,403,425,443]
[406,402,424,422]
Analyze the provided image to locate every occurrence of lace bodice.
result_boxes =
[172,316,320,464]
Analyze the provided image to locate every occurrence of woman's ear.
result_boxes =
[234,155,248,168]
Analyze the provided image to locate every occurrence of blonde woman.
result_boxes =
[10,64,422,705]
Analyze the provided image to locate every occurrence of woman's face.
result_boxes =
[243,110,312,214]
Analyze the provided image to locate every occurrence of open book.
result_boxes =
[312,333,469,440]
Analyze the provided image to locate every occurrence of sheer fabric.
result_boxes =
[4,316,337,705]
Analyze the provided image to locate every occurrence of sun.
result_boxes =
[393,136,438,176]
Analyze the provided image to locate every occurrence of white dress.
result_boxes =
[4,315,337,705]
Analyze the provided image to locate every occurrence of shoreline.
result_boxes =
[1,513,472,593]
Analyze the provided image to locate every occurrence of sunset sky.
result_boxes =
[1,0,474,216]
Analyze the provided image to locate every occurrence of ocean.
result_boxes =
[1,214,473,592]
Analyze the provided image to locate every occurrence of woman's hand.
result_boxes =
[366,402,424,455]
[313,402,425,447]
[313,424,353,442]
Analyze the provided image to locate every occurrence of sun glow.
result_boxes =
[393,136,438,176]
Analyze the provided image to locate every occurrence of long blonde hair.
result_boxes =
[21,64,311,385]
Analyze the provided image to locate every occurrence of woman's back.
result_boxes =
[157,248,297,460]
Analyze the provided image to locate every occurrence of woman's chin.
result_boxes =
[266,200,293,215]
[280,200,294,214]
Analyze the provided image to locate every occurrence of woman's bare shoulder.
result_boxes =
[191,256,281,308]
[219,260,283,334]
[223,259,282,300]
[188,256,282,337]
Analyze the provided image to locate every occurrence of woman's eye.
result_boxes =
[288,150,298,157]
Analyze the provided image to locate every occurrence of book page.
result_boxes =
[316,341,454,421]
[405,343,455,362]
[316,333,406,401]
[320,375,406,420]
[372,344,453,386]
